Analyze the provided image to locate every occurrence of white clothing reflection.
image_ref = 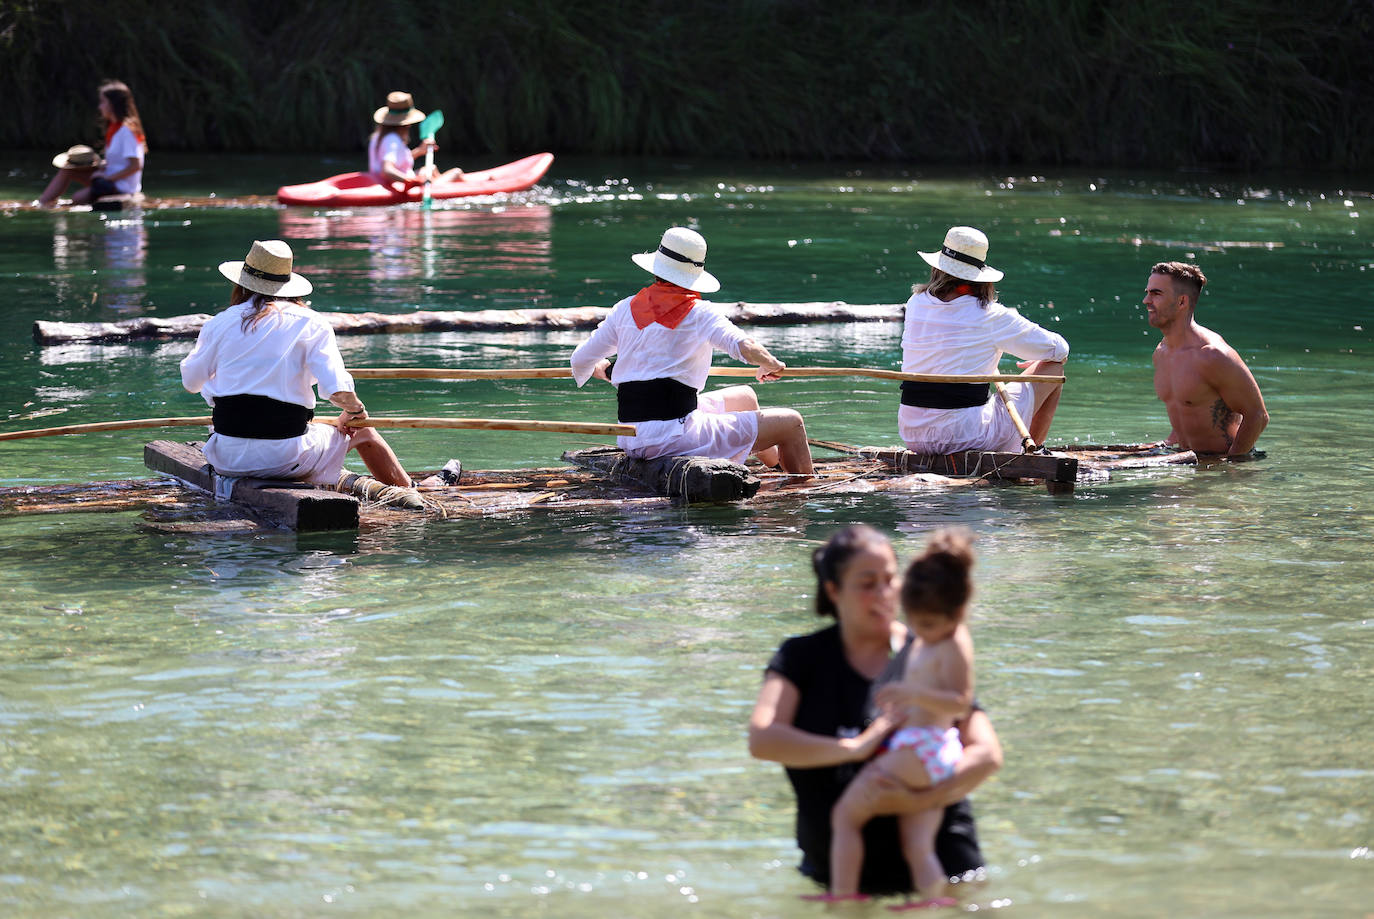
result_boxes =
[277,204,553,311]
[50,211,148,313]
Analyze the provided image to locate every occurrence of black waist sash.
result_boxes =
[900,380,991,410]
[212,394,314,439]
[616,378,699,423]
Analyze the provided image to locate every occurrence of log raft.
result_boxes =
[0,440,1216,530]
[33,302,902,345]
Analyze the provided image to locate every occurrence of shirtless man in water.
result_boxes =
[1144,262,1268,458]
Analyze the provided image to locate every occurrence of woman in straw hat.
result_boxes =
[570,227,814,474]
[180,240,412,488]
[897,226,1068,453]
[38,79,147,207]
[367,91,463,187]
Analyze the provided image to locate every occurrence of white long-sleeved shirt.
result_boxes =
[367,131,414,176]
[570,296,751,390]
[181,298,353,408]
[901,291,1069,374]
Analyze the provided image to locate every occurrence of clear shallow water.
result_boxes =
[0,154,1371,917]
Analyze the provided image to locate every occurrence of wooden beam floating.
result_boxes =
[351,366,1064,385]
[34,302,903,345]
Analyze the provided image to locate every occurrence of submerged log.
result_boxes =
[562,447,761,503]
[34,302,901,344]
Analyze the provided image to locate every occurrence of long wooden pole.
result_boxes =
[0,416,212,441]
[0,416,633,442]
[350,366,1066,385]
[346,417,634,436]
[994,382,1038,453]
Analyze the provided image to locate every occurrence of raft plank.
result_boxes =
[562,447,761,503]
[143,440,359,531]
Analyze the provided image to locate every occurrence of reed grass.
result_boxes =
[1,0,1369,168]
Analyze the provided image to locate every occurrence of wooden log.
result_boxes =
[562,447,761,503]
[350,366,1064,385]
[34,302,902,345]
[92,193,144,212]
[3,193,275,212]
[143,440,360,531]
[34,315,215,344]
[859,446,1079,493]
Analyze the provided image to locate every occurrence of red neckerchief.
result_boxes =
[951,283,976,298]
[630,281,699,330]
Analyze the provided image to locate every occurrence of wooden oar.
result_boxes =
[994,382,1038,453]
[350,366,1066,385]
[0,415,633,442]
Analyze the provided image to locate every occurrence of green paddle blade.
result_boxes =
[419,109,444,141]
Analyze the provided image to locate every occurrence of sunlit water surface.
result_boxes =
[0,153,1370,917]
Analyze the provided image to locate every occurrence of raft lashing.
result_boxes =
[85,441,1213,532]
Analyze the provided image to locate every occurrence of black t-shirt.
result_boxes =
[766,624,983,894]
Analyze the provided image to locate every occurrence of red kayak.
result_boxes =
[277,152,554,206]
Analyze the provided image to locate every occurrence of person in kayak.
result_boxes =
[570,226,815,474]
[898,226,1068,453]
[367,91,463,188]
[181,240,413,488]
[38,79,147,207]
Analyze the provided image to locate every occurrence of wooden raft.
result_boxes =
[0,441,1216,529]
[144,440,360,531]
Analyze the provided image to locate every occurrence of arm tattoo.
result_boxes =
[1211,398,1237,446]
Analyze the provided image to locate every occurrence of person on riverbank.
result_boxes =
[37,80,146,207]
[570,227,814,474]
[367,91,463,188]
[181,240,412,488]
[823,529,978,907]
[749,525,1002,899]
[898,226,1068,453]
[1144,261,1268,458]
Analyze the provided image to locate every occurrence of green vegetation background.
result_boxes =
[3,0,1370,168]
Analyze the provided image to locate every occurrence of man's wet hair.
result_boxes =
[1151,261,1207,307]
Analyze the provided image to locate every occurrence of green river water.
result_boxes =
[0,153,1370,917]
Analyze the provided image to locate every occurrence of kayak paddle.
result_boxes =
[418,109,444,209]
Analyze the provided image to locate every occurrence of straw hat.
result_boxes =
[373,91,425,126]
[218,240,313,297]
[631,227,720,293]
[52,144,103,169]
[918,226,1004,283]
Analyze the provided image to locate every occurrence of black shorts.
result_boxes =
[89,176,120,198]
